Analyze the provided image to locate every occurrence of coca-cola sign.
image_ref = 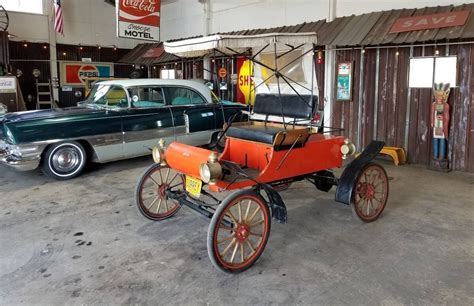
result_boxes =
[116,0,160,41]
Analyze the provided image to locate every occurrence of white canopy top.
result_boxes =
[163,32,317,58]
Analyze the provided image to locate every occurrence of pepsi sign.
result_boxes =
[60,62,114,86]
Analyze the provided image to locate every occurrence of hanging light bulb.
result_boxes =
[43,45,48,49]
[316,49,324,64]
[23,42,28,47]
[435,49,440,55]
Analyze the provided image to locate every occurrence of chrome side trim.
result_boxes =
[177,129,220,147]
[123,127,175,143]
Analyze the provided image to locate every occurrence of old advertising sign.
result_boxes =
[218,67,227,78]
[390,11,470,33]
[116,0,160,41]
[336,62,352,101]
[0,77,17,93]
[60,62,114,86]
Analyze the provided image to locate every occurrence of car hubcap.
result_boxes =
[52,147,80,173]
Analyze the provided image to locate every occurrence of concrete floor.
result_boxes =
[0,157,473,305]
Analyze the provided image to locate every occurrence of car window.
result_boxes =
[128,86,165,108]
[167,87,206,106]
[106,86,128,107]
[85,84,128,109]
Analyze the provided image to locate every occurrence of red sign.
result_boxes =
[143,47,164,58]
[390,11,470,33]
[218,67,227,78]
[117,0,161,41]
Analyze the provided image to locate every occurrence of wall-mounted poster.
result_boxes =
[60,62,114,86]
[116,0,160,41]
[336,62,352,101]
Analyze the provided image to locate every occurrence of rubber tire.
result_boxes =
[134,163,182,221]
[207,189,271,273]
[42,141,87,180]
[350,162,389,223]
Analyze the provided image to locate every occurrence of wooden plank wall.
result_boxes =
[331,44,474,172]
[0,31,8,67]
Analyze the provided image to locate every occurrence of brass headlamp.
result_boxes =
[152,139,166,165]
[340,138,356,159]
[199,152,222,185]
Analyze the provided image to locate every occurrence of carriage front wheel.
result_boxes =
[135,164,184,221]
[351,162,389,222]
[207,189,271,273]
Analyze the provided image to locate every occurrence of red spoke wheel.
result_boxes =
[207,190,271,273]
[135,164,184,221]
[351,162,389,222]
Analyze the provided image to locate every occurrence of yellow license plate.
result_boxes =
[185,176,202,198]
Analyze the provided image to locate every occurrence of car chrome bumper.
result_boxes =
[0,141,42,171]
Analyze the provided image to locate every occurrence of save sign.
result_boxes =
[390,11,470,33]
[116,0,160,41]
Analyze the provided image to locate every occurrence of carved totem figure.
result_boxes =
[431,83,450,170]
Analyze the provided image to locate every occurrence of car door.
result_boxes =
[165,86,218,146]
[85,84,126,163]
[122,86,174,158]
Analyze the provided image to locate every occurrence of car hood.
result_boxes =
[1,106,104,123]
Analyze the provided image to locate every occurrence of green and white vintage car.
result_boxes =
[0,79,245,179]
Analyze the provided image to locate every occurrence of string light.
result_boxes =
[79,44,83,50]
[23,42,28,47]
[113,45,117,51]
[97,44,101,50]
[62,52,66,56]
[395,51,399,56]
[435,49,440,55]
[43,45,48,49]
[361,48,366,54]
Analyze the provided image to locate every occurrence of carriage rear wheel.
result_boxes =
[207,190,271,273]
[135,164,184,221]
[351,162,389,222]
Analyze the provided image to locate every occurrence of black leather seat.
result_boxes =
[252,94,316,120]
[227,125,283,144]
[226,94,316,145]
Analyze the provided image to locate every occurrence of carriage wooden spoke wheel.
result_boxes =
[135,164,184,221]
[351,163,389,222]
[207,190,271,273]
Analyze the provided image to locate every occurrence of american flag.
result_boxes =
[54,0,64,35]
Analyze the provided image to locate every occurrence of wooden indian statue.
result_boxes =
[431,83,450,170]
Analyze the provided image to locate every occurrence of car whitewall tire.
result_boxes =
[42,141,87,180]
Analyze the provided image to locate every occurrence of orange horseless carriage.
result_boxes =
[134,33,389,273]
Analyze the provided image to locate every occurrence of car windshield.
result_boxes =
[210,90,220,103]
[82,84,128,109]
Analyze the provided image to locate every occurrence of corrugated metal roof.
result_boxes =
[119,42,181,65]
[121,3,474,65]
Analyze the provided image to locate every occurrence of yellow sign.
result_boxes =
[238,59,255,105]
[185,175,202,198]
